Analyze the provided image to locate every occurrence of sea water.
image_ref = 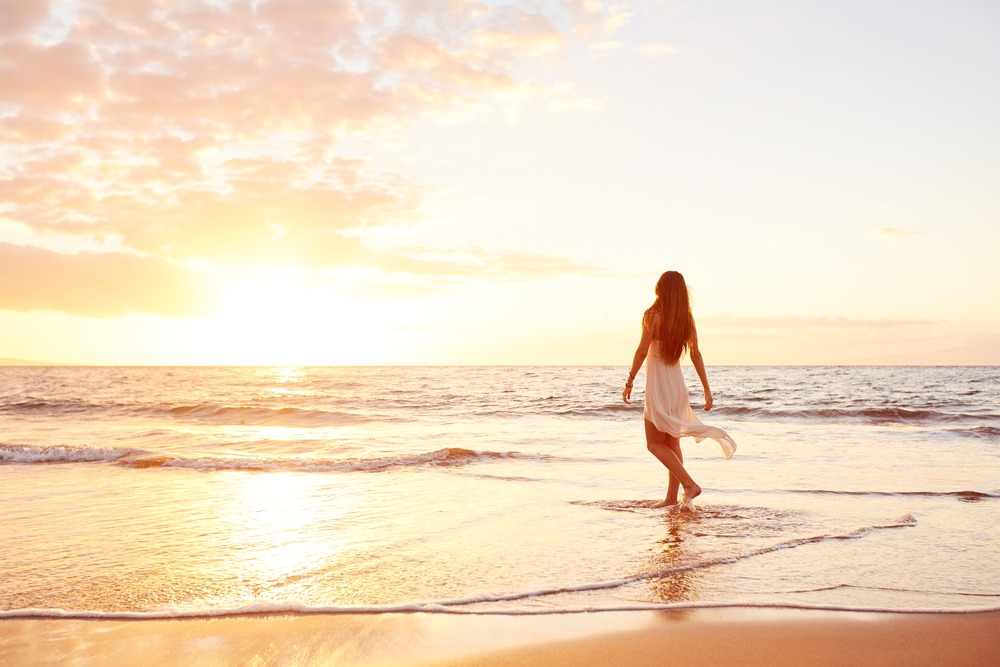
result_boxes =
[1,365,998,619]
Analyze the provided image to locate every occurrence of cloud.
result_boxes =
[634,43,679,58]
[700,314,932,330]
[602,6,633,34]
[860,333,1000,365]
[0,0,54,39]
[0,233,606,321]
[470,9,564,57]
[546,81,606,112]
[0,39,104,110]
[0,242,213,317]
[875,227,924,240]
[374,245,611,280]
[0,1,613,274]
[589,40,623,56]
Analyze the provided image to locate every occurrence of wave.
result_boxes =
[783,489,1000,501]
[0,398,386,427]
[552,402,1000,426]
[948,426,1000,439]
[130,447,544,473]
[0,397,113,414]
[0,443,142,464]
[552,403,640,418]
[5,394,995,429]
[0,443,546,473]
[710,405,1000,425]
[165,404,375,427]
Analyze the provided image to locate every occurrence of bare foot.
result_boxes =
[650,498,678,509]
[682,482,702,503]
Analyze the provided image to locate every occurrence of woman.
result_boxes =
[622,271,736,508]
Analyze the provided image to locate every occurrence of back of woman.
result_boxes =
[644,272,693,365]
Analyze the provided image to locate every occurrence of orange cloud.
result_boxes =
[0,39,104,110]
[0,0,614,317]
[0,0,53,37]
[0,242,212,317]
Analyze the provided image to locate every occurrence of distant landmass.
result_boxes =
[0,357,54,366]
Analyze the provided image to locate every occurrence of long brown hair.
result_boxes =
[643,271,693,364]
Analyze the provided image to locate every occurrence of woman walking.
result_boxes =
[622,271,736,507]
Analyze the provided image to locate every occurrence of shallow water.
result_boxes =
[1,365,998,618]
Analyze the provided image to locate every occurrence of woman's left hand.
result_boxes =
[622,384,633,403]
[703,390,714,411]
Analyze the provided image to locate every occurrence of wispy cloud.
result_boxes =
[603,5,633,34]
[634,43,679,58]
[378,246,611,280]
[701,314,932,330]
[589,40,623,56]
[546,81,606,112]
[875,227,924,240]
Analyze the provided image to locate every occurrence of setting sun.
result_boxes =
[183,270,395,366]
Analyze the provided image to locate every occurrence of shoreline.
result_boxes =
[2,608,998,666]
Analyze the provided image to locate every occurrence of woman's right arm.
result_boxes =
[689,318,714,411]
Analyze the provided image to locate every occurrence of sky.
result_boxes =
[1,0,998,365]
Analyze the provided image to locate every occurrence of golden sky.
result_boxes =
[1,0,998,365]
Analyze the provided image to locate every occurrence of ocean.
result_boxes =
[1,365,998,619]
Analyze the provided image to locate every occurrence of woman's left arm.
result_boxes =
[689,318,714,411]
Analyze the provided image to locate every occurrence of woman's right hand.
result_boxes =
[622,384,633,403]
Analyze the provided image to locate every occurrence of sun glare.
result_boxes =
[222,473,340,586]
[187,271,394,365]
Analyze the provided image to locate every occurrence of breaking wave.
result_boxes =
[165,404,376,426]
[0,443,549,473]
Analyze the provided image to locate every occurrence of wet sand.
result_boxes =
[1,609,998,666]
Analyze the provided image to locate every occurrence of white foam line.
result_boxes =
[2,601,999,621]
[421,515,919,609]
[0,444,538,473]
[0,516,930,622]
[0,602,432,620]
[0,444,141,464]
[421,601,1000,616]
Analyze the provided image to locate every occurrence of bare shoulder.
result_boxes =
[643,309,661,336]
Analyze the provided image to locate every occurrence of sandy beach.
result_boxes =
[2,609,998,666]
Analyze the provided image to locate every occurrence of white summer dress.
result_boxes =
[643,342,737,460]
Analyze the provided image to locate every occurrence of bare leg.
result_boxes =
[644,419,701,507]
[665,435,683,505]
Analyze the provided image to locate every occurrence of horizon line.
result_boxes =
[1,360,997,369]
